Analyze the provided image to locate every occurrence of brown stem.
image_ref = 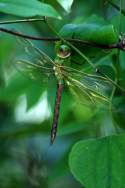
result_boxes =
[0,27,125,51]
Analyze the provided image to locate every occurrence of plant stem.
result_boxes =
[0,18,45,25]
[108,0,123,134]
[0,27,125,51]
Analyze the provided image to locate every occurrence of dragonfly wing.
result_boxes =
[62,65,123,93]
[61,66,111,105]
[14,60,54,83]
[14,38,55,83]
[16,38,55,67]
[68,77,109,106]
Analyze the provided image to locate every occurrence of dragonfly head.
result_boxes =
[56,44,71,59]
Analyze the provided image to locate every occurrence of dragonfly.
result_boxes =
[14,39,113,144]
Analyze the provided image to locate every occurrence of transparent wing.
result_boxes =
[61,64,123,91]
[15,60,54,83]
[16,38,55,66]
[62,65,111,83]
[61,65,112,106]
[14,38,55,82]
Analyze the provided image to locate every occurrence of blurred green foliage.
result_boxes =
[0,0,125,188]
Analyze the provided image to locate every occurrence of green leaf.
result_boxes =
[69,135,125,188]
[58,123,87,136]
[0,74,31,101]
[0,122,50,140]
[57,0,73,13]
[26,83,44,110]
[59,15,117,45]
[0,73,45,104]
[0,0,61,19]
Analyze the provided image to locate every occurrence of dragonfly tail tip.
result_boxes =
[50,138,55,145]
[50,131,57,145]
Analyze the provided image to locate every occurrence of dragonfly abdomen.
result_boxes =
[51,82,63,144]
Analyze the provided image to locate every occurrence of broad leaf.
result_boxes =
[59,15,117,45]
[0,0,61,19]
[58,123,87,136]
[69,135,125,188]
[26,83,45,110]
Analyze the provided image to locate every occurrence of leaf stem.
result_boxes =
[0,18,45,25]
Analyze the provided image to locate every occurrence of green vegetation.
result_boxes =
[0,0,125,188]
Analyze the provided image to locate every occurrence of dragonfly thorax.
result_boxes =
[53,65,64,83]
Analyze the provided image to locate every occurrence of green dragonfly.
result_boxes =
[15,40,112,144]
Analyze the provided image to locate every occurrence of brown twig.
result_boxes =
[0,27,125,52]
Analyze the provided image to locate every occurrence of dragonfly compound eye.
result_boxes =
[57,45,71,59]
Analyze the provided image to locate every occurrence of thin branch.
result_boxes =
[0,18,46,25]
[0,27,125,52]
[0,27,56,40]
